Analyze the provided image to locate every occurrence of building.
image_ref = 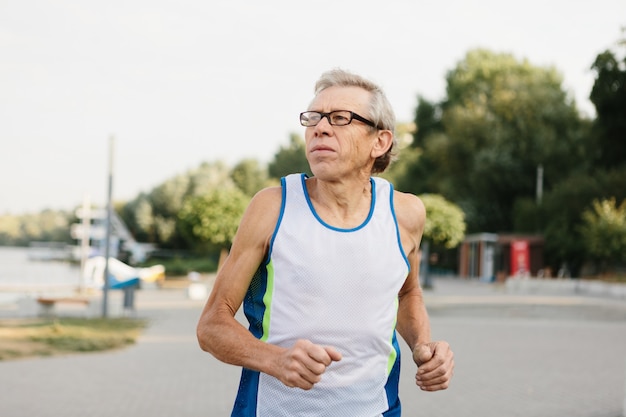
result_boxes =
[458,233,545,281]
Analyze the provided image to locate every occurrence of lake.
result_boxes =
[0,246,81,288]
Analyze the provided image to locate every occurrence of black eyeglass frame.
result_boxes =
[299,110,382,129]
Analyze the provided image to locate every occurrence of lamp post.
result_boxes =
[102,136,114,318]
[420,240,432,289]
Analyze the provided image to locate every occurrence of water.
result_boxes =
[0,246,81,289]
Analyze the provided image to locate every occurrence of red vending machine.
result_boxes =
[510,240,529,277]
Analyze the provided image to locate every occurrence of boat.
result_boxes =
[83,256,165,289]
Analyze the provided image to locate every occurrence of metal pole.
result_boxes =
[102,136,114,318]
[421,240,432,289]
[536,164,544,205]
[79,194,91,294]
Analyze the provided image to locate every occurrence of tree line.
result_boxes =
[1,39,624,277]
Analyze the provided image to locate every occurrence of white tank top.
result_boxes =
[233,173,410,417]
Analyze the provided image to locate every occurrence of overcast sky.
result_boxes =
[1,0,624,214]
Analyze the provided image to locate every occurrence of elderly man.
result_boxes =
[197,68,454,416]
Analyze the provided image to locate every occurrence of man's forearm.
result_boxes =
[396,293,431,350]
[197,309,283,377]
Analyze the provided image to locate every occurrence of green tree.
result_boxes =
[420,194,466,249]
[120,194,154,243]
[0,211,71,246]
[408,49,586,233]
[187,161,235,196]
[25,209,70,242]
[231,158,272,196]
[268,133,311,179]
[0,215,22,245]
[417,194,466,289]
[395,97,442,195]
[579,198,626,273]
[589,42,626,169]
[545,166,626,274]
[412,96,442,148]
[119,161,236,248]
[379,121,421,190]
[535,35,626,275]
[178,188,250,253]
[381,147,422,192]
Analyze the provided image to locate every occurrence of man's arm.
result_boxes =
[394,191,454,391]
[196,187,341,390]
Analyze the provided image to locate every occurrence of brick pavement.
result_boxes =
[1,278,625,417]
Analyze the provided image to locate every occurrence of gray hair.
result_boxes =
[313,68,397,173]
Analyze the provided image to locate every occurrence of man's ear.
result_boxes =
[371,129,394,159]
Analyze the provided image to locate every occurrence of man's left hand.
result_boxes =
[413,341,454,391]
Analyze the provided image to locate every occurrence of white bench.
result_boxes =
[36,297,91,317]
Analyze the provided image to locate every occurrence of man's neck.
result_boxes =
[305,175,373,229]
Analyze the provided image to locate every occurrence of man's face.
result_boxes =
[304,86,377,179]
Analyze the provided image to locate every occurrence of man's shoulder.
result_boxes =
[392,190,425,229]
[371,177,424,219]
[392,189,423,208]
[236,186,283,244]
[250,186,283,210]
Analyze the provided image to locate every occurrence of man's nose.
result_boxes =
[315,114,333,130]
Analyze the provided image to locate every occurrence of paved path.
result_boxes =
[1,278,625,417]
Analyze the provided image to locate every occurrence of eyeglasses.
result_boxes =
[299,110,380,129]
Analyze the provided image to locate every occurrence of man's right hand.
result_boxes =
[276,339,342,390]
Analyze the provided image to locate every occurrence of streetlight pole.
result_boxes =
[102,136,114,318]
[78,194,91,294]
[536,164,544,205]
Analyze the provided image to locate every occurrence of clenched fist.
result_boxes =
[275,339,342,390]
[413,341,454,391]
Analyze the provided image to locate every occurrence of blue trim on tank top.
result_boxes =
[388,182,411,270]
[299,173,375,232]
[263,177,288,266]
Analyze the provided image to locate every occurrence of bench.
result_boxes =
[36,297,91,317]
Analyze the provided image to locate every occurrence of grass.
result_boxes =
[0,317,147,361]
[139,256,218,277]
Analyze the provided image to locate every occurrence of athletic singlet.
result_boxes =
[232,173,410,417]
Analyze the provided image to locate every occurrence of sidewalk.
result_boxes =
[0,278,625,417]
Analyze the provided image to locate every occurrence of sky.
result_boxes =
[1,0,624,214]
